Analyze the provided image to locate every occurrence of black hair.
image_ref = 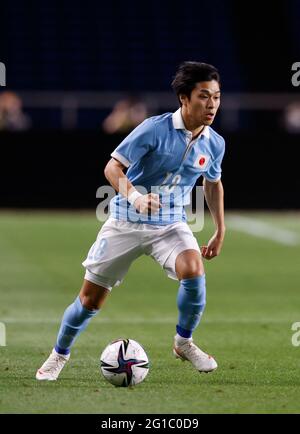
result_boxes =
[171,61,220,106]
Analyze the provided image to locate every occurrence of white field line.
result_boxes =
[227,215,300,246]
[0,317,294,325]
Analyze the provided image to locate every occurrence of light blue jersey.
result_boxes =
[109,108,225,225]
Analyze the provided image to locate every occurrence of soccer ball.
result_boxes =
[100,338,149,387]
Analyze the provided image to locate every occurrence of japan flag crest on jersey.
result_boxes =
[193,153,210,170]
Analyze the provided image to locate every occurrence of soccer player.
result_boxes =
[36,61,225,381]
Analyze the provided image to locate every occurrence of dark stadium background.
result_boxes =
[0,0,299,210]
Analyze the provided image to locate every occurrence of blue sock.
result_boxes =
[55,296,99,355]
[176,275,206,339]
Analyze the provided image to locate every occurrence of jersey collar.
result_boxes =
[172,108,210,139]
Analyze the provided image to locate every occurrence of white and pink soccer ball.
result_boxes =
[100,338,149,387]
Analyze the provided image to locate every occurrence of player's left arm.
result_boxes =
[201,178,225,260]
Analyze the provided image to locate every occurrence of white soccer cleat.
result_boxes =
[36,349,70,381]
[173,338,217,373]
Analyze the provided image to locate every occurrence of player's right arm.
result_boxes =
[104,157,161,214]
[104,118,161,214]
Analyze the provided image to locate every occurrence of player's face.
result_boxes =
[181,80,221,126]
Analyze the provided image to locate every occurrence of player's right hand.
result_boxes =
[133,193,162,214]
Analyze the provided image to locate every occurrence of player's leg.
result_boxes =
[148,222,217,373]
[54,279,110,356]
[173,249,217,372]
[175,249,205,337]
[36,217,143,381]
[36,280,110,381]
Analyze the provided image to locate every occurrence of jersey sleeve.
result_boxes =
[110,118,156,168]
[203,138,225,183]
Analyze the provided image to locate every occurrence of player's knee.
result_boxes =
[80,294,99,311]
[79,280,110,310]
[175,250,204,280]
[177,260,204,280]
[80,291,108,310]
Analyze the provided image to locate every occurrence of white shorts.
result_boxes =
[82,217,200,290]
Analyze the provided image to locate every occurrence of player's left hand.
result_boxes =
[201,231,224,260]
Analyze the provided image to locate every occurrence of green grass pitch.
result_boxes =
[0,211,300,414]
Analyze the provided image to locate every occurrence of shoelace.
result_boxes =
[179,342,206,359]
[43,355,66,374]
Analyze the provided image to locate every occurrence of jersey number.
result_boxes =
[159,172,181,193]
